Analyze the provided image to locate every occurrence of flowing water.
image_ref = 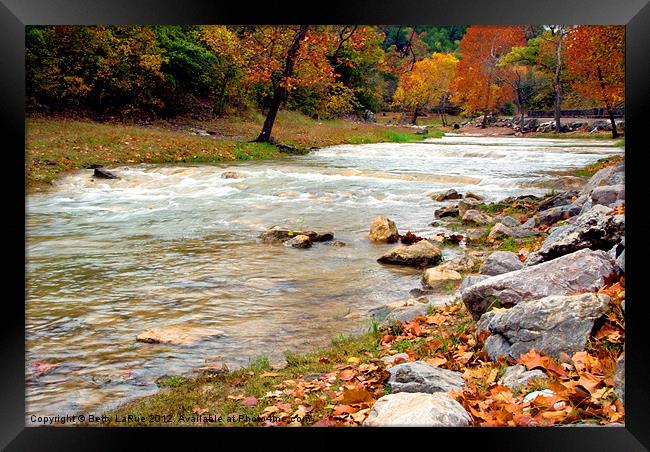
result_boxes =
[25,134,622,420]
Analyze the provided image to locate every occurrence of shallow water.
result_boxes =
[25,134,622,419]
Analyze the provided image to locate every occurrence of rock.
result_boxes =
[260,228,333,244]
[458,198,482,216]
[614,354,624,402]
[363,392,471,427]
[476,310,496,338]
[464,192,484,201]
[537,191,579,211]
[369,216,400,243]
[494,216,519,228]
[415,128,428,135]
[523,389,556,404]
[442,189,461,200]
[462,210,493,226]
[617,249,625,274]
[526,205,625,265]
[460,275,490,293]
[581,163,625,196]
[388,361,465,393]
[498,365,548,390]
[422,267,463,289]
[536,204,582,227]
[480,251,524,276]
[136,325,223,345]
[434,205,459,218]
[462,248,616,320]
[221,171,244,179]
[487,223,513,241]
[520,217,536,230]
[328,240,347,247]
[590,185,625,207]
[464,229,485,244]
[440,253,483,273]
[283,234,312,249]
[93,168,118,179]
[483,293,610,361]
[381,353,410,366]
[378,240,442,267]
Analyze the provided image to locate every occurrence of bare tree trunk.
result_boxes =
[411,107,419,125]
[553,28,564,134]
[597,64,619,139]
[256,25,309,143]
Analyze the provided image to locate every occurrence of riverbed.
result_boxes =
[25,134,622,419]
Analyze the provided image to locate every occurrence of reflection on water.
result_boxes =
[25,134,622,418]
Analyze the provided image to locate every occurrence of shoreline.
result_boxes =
[83,152,625,427]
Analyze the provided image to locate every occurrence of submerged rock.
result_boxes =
[260,228,334,244]
[387,361,465,393]
[363,392,471,427]
[283,234,312,249]
[378,240,442,267]
[462,248,616,320]
[483,293,610,361]
[136,325,223,345]
[93,168,118,179]
[221,171,244,179]
[369,216,400,243]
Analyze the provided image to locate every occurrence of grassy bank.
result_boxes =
[26,111,439,192]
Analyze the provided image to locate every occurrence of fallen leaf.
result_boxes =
[425,357,447,367]
[241,396,258,406]
[259,371,280,378]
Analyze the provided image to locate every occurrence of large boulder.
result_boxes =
[537,191,579,211]
[483,293,610,361]
[462,248,616,320]
[458,198,482,217]
[387,361,465,393]
[422,267,463,289]
[590,185,625,208]
[460,275,490,293]
[480,251,524,276]
[526,205,625,266]
[378,240,442,267]
[581,163,625,197]
[363,392,471,427]
[462,210,493,226]
[369,216,400,243]
[494,216,520,228]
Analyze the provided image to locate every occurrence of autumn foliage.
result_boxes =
[451,26,526,118]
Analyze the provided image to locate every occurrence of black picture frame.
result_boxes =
[2,0,648,449]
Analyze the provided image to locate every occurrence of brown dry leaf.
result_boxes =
[33,360,60,376]
[192,407,208,415]
[259,371,280,378]
[341,388,373,404]
[350,408,371,423]
[578,373,602,393]
[261,405,280,416]
[425,357,447,367]
[227,394,245,401]
[518,349,546,371]
[338,369,357,381]
[332,404,356,416]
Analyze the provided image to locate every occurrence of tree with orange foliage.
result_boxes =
[565,25,625,138]
[451,26,526,127]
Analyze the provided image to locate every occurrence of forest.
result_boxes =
[26,25,624,135]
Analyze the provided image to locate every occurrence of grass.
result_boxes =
[498,236,542,253]
[573,155,625,178]
[26,110,442,192]
[103,331,382,426]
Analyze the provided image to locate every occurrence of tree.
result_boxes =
[392,53,458,125]
[451,26,526,127]
[565,25,624,138]
[498,46,546,126]
[255,25,310,143]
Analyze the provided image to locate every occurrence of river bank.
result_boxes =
[25,112,440,192]
[95,151,625,427]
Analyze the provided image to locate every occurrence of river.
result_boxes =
[25,134,622,420]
